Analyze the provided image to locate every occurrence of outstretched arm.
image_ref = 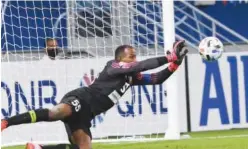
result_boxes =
[107,56,173,76]
[107,40,187,76]
[131,49,187,85]
[131,62,179,85]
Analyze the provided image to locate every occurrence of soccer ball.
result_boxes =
[198,37,224,61]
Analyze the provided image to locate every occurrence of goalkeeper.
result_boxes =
[1,41,188,149]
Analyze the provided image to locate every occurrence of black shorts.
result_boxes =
[60,95,93,139]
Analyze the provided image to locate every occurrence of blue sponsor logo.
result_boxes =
[1,80,57,118]
[200,56,248,126]
[1,70,168,128]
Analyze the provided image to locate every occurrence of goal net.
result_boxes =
[1,0,186,146]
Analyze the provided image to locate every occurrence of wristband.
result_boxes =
[168,62,179,72]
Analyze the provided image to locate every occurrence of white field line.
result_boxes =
[1,134,248,147]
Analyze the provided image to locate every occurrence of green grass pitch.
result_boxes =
[2,129,248,149]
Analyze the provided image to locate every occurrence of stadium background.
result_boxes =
[2,1,248,52]
[1,0,248,148]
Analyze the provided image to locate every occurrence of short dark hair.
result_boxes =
[115,45,134,61]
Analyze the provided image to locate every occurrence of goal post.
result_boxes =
[1,1,186,146]
[162,0,181,140]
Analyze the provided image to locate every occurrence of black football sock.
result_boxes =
[42,144,79,149]
[6,109,49,126]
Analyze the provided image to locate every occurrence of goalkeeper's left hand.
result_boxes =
[167,43,188,72]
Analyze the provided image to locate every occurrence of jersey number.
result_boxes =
[120,82,130,93]
[71,99,81,112]
[109,82,130,104]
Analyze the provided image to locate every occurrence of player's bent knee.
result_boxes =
[72,129,92,149]
[49,104,73,121]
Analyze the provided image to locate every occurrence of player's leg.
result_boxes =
[1,103,72,131]
[26,143,80,149]
[26,129,91,149]
[41,97,92,149]
[25,116,80,149]
[64,123,76,144]
[70,129,92,149]
[26,96,92,149]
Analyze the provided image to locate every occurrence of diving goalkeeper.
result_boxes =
[1,41,188,149]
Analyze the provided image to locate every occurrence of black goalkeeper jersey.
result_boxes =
[64,56,172,116]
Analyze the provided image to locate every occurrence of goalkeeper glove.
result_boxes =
[166,40,188,62]
[167,46,188,72]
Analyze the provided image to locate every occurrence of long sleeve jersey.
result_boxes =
[64,56,174,116]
